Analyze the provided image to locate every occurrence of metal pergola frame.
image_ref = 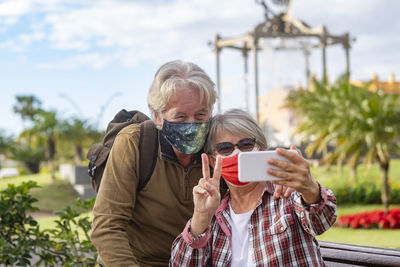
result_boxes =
[213,8,352,123]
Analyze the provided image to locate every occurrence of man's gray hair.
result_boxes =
[148,60,217,118]
[204,109,268,154]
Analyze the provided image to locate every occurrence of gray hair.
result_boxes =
[204,109,268,154]
[147,60,217,118]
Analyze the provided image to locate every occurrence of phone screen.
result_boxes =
[238,150,296,182]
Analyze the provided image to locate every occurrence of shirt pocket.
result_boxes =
[267,213,295,235]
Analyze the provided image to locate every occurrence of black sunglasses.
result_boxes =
[215,138,256,156]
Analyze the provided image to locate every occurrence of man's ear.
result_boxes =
[154,111,163,128]
[208,155,216,168]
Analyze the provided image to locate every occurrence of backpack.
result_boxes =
[86,109,159,193]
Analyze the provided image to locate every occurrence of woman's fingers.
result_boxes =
[193,185,208,196]
[275,147,307,165]
[284,187,295,198]
[204,180,220,198]
[273,184,296,199]
[273,184,284,200]
[212,155,222,182]
[201,153,210,180]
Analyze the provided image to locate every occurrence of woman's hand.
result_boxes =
[267,146,321,205]
[190,154,222,236]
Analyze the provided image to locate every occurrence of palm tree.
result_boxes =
[0,130,13,170]
[13,95,42,124]
[0,130,12,155]
[287,76,400,213]
[21,110,59,180]
[59,118,101,165]
[13,95,60,180]
[9,137,46,174]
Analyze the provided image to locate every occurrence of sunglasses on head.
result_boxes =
[215,138,256,156]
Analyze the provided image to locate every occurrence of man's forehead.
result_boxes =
[171,108,210,115]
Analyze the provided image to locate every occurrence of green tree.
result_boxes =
[287,76,400,213]
[59,118,100,165]
[9,138,46,174]
[0,130,13,170]
[22,110,58,180]
[13,95,59,179]
[13,95,42,124]
[0,130,12,153]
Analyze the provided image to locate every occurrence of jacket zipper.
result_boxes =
[184,167,190,200]
[161,154,199,201]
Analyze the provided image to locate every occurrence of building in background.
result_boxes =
[351,73,400,94]
[259,85,298,148]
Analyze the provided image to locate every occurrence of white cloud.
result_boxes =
[1,0,400,80]
[0,0,264,67]
[37,52,117,69]
[0,0,32,16]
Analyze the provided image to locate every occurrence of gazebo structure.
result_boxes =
[212,0,352,123]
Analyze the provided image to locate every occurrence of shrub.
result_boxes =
[312,159,400,205]
[0,181,97,266]
[320,175,400,205]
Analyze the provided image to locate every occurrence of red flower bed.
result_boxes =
[336,208,400,229]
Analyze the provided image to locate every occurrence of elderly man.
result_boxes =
[91,60,217,266]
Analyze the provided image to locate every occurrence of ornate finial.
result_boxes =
[255,0,291,19]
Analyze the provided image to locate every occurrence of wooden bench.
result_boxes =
[320,241,400,266]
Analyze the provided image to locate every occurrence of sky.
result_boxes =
[1,0,399,135]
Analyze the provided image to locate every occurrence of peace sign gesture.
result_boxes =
[190,153,222,236]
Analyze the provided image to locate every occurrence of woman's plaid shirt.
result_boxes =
[170,182,337,267]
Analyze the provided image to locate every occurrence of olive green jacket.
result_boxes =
[91,124,203,266]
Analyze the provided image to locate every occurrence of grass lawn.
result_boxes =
[0,172,80,212]
[317,227,400,249]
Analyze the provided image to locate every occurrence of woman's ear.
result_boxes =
[208,155,216,168]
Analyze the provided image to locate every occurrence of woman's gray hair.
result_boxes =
[204,109,268,154]
[147,60,217,118]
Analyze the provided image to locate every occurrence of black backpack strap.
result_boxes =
[138,120,159,191]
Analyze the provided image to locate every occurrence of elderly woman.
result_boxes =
[170,109,337,266]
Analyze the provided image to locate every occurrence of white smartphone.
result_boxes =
[238,150,297,182]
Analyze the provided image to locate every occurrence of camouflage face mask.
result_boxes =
[161,119,211,155]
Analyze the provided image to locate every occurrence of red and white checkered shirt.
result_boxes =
[170,182,337,267]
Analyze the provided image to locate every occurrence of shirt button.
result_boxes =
[248,225,253,229]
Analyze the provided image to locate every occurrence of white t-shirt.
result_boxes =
[229,201,256,267]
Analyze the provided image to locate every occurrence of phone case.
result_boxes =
[238,150,296,182]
